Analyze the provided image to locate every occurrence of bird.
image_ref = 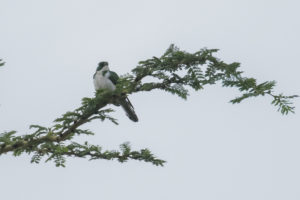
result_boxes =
[93,61,138,122]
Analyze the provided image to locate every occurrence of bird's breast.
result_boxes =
[93,73,116,91]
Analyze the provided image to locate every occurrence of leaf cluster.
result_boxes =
[130,44,298,114]
[0,90,165,166]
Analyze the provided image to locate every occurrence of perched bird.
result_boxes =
[93,61,138,122]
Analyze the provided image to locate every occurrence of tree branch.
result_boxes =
[0,45,297,166]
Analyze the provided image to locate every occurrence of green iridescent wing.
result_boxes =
[104,70,119,85]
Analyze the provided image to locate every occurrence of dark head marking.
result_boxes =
[96,61,109,71]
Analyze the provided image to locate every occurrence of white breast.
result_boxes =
[93,71,116,91]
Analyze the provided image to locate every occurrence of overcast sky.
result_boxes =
[0,0,299,199]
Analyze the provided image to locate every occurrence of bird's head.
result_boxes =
[96,61,109,72]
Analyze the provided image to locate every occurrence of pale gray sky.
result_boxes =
[0,0,299,199]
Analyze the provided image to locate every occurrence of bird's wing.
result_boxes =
[105,71,119,85]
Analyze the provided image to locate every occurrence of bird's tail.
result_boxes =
[119,97,138,122]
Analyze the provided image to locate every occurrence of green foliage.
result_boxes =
[0,45,298,167]
[0,90,165,166]
[271,94,298,115]
[30,142,164,167]
[131,44,298,113]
